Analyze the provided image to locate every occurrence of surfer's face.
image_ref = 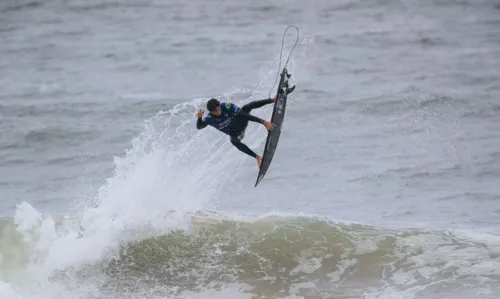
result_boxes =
[210,106,221,116]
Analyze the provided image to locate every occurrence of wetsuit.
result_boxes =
[196,98,274,158]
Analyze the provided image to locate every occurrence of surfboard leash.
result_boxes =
[268,25,300,99]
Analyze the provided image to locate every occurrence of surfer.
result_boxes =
[196,86,295,168]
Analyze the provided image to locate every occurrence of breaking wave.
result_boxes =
[1,213,500,299]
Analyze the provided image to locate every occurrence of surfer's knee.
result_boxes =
[230,136,240,145]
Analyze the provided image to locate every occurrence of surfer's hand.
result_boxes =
[197,109,204,118]
[263,120,274,131]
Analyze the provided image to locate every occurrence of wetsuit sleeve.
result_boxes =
[228,103,240,114]
[196,117,207,129]
[237,110,265,124]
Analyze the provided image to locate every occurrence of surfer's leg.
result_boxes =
[241,98,274,113]
[241,86,296,113]
[230,136,258,158]
[230,136,261,167]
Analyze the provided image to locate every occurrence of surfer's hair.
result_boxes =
[207,98,220,112]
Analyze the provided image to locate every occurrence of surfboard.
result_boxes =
[254,68,292,187]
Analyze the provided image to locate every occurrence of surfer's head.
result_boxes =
[207,98,221,116]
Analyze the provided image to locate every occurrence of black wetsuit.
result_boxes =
[196,98,274,158]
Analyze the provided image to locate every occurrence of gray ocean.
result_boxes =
[1,0,500,298]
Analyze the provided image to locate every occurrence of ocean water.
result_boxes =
[1,0,500,298]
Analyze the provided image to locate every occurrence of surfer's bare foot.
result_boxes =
[256,156,262,168]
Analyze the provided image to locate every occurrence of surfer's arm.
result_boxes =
[196,117,208,129]
[237,110,265,124]
[196,109,208,129]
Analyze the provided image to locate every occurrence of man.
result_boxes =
[196,86,295,168]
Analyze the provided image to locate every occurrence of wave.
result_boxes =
[2,212,500,298]
[96,214,500,298]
